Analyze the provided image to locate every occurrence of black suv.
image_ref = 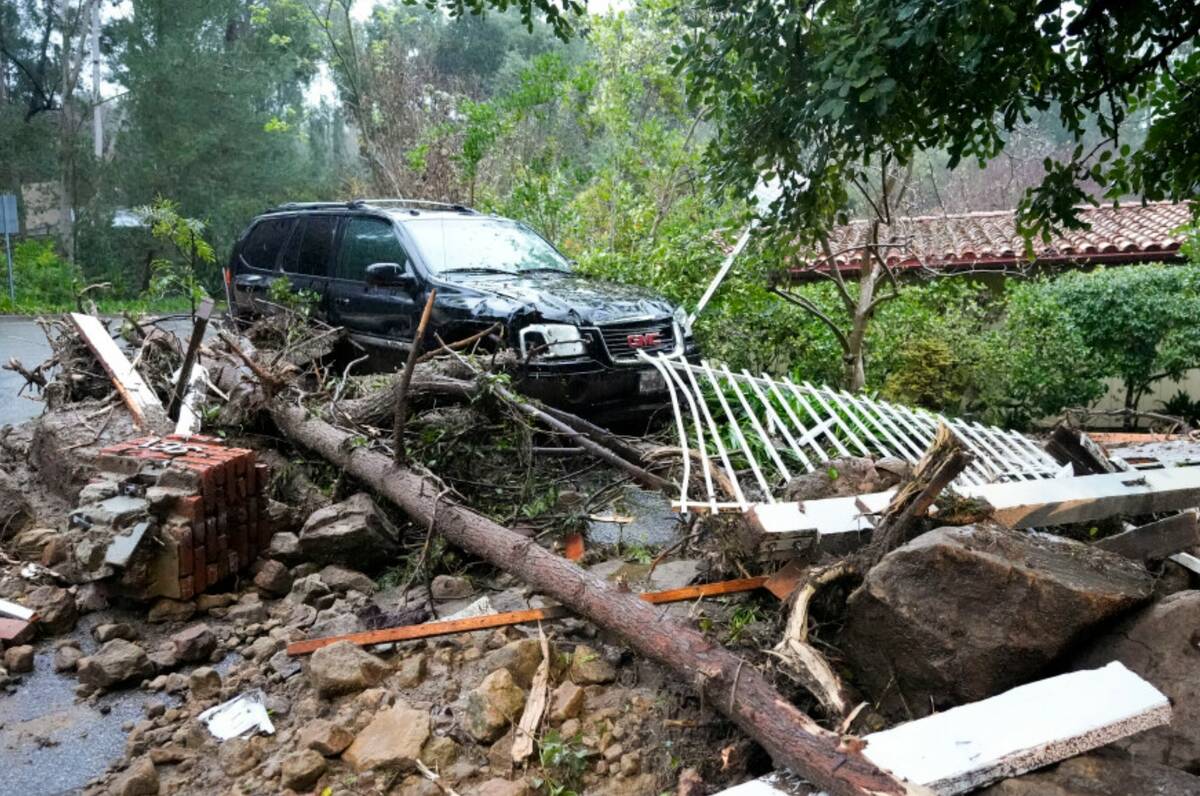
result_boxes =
[226,199,698,417]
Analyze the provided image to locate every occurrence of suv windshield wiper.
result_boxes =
[519,267,570,274]
[440,266,517,275]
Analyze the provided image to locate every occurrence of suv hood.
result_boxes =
[437,271,678,327]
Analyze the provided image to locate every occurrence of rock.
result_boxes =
[570,644,616,685]
[319,565,376,594]
[308,608,363,639]
[550,681,584,721]
[226,600,268,625]
[253,559,292,596]
[268,649,302,679]
[485,638,547,689]
[287,574,333,607]
[26,585,78,635]
[188,666,222,700]
[398,776,442,796]
[94,623,137,643]
[471,778,530,796]
[298,718,353,756]
[298,493,400,569]
[783,456,909,502]
[54,644,83,672]
[170,624,216,663]
[109,757,159,795]
[421,735,459,769]
[464,668,526,743]
[1073,590,1200,769]
[244,635,281,661]
[267,531,302,563]
[280,749,326,791]
[431,575,473,601]
[4,644,34,673]
[147,598,195,624]
[592,773,657,796]
[77,639,155,689]
[307,640,388,697]
[194,593,236,613]
[218,737,258,777]
[393,652,427,688]
[41,536,69,566]
[839,524,1154,717]
[343,704,431,772]
[75,582,110,613]
[979,751,1200,795]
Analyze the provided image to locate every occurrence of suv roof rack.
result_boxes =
[352,198,478,214]
[265,201,355,212]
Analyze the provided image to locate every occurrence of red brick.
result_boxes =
[178,575,194,601]
[193,545,207,592]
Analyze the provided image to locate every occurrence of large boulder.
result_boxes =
[307,640,388,697]
[298,493,400,569]
[840,524,1153,718]
[1072,590,1200,770]
[343,704,431,773]
[979,751,1200,795]
[77,639,155,689]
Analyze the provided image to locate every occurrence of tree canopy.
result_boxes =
[675,0,1200,239]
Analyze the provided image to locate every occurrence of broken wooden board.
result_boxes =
[1096,510,1199,562]
[69,312,170,431]
[713,662,1169,796]
[287,576,770,655]
[752,466,1200,552]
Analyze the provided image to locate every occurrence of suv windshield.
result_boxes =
[404,217,571,275]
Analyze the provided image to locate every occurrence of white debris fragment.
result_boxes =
[199,689,276,740]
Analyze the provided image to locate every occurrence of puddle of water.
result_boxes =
[586,485,682,547]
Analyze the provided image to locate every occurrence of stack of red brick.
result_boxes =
[95,434,270,599]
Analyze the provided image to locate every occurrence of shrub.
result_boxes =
[0,238,83,312]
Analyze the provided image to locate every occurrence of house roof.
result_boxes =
[789,201,1193,279]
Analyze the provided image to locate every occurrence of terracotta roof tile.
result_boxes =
[792,202,1192,276]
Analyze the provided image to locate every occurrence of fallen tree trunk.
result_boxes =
[264,399,918,796]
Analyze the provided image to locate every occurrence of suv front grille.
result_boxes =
[597,319,675,362]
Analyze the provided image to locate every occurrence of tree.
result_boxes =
[675,0,1200,388]
[137,197,214,318]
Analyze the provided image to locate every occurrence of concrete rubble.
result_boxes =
[2,313,1200,796]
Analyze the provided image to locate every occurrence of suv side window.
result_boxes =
[337,217,409,281]
[240,217,295,271]
[281,215,338,277]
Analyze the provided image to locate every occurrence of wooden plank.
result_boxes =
[715,662,1170,796]
[1096,510,1199,561]
[287,576,770,656]
[168,297,214,420]
[69,312,169,431]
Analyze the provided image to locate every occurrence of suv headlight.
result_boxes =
[673,306,693,338]
[519,323,586,358]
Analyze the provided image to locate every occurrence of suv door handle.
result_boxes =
[335,297,350,305]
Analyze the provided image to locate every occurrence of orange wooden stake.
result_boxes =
[286,575,770,656]
[562,532,585,561]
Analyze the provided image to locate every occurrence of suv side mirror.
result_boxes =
[365,262,415,290]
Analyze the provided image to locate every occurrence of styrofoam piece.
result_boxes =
[199,689,276,740]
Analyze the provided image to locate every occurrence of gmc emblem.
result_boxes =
[627,332,661,348]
